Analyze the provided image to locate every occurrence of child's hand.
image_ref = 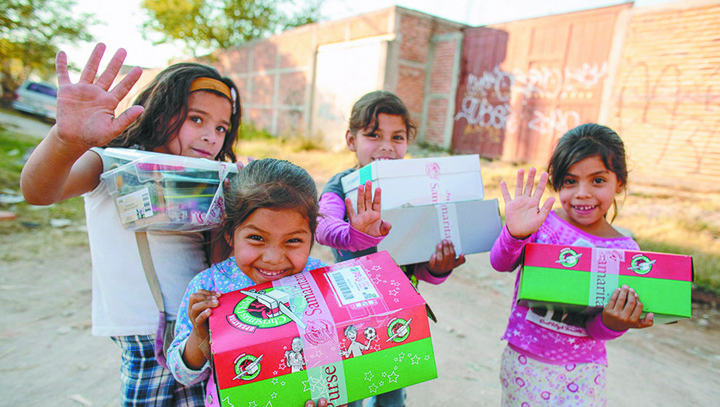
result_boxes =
[54,43,144,150]
[188,290,222,342]
[426,239,466,275]
[500,168,555,239]
[602,285,654,331]
[305,399,347,407]
[345,181,392,237]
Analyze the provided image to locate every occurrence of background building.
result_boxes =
[194,0,718,191]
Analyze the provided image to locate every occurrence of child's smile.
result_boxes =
[557,155,623,235]
[232,208,312,284]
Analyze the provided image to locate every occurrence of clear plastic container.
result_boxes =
[100,148,237,231]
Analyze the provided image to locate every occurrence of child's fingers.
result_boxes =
[96,47,128,91]
[379,220,392,236]
[372,187,382,212]
[524,167,537,196]
[638,313,654,329]
[500,180,512,204]
[514,168,525,198]
[345,198,357,221]
[55,51,70,86]
[356,183,367,213]
[539,196,555,217]
[110,65,143,104]
[454,253,467,268]
[605,286,621,310]
[79,43,106,84]
[612,285,630,312]
[533,172,549,200]
[114,105,145,133]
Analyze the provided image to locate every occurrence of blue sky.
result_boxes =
[64,0,677,69]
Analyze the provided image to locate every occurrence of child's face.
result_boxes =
[347,113,408,167]
[158,91,232,159]
[558,155,624,233]
[232,207,312,284]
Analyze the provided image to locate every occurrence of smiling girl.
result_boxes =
[20,43,242,406]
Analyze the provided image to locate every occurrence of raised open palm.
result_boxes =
[345,181,391,237]
[54,43,144,150]
[500,168,555,239]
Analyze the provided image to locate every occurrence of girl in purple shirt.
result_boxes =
[490,124,654,406]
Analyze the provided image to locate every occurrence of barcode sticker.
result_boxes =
[327,265,379,306]
[116,188,154,224]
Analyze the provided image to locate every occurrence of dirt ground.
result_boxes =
[1,113,719,406]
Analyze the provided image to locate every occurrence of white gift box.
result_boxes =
[377,199,502,266]
[341,155,484,211]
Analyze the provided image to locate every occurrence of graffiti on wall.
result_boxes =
[454,62,608,137]
[615,63,720,173]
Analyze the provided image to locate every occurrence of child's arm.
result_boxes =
[490,168,555,272]
[166,284,220,385]
[183,289,222,369]
[315,184,387,251]
[20,43,143,205]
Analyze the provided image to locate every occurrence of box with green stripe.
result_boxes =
[518,243,693,324]
[209,251,438,406]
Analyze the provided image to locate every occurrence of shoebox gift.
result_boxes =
[100,148,237,232]
[378,199,502,265]
[518,243,693,324]
[208,251,438,406]
[341,155,484,210]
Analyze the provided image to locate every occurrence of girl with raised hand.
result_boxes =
[21,43,242,406]
[490,123,654,406]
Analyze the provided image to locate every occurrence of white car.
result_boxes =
[12,81,57,121]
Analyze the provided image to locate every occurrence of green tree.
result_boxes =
[0,0,94,104]
[140,0,322,53]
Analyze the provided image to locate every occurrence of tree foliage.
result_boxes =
[140,0,321,53]
[0,0,94,103]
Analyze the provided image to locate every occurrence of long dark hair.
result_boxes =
[108,63,242,163]
[215,158,318,259]
[347,90,417,142]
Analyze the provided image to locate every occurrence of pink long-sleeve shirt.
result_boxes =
[490,210,640,365]
[316,190,451,285]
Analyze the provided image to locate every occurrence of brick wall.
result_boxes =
[605,0,720,191]
[395,10,465,148]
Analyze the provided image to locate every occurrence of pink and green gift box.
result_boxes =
[518,243,693,324]
[208,251,437,406]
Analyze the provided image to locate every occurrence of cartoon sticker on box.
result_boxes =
[340,325,378,358]
[556,248,582,268]
[233,353,263,381]
[227,288,308,333]
[629,254,655,275]
[285,337,306,372]
[386,318,412,343]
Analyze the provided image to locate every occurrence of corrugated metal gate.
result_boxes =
[452,5,629,164]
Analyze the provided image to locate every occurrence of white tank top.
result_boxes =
[85,148,208,336]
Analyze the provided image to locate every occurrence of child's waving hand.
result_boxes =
[55,43,144,150]
[500,168,555,239]
[345,180,392,237]
[602,285,654,331]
